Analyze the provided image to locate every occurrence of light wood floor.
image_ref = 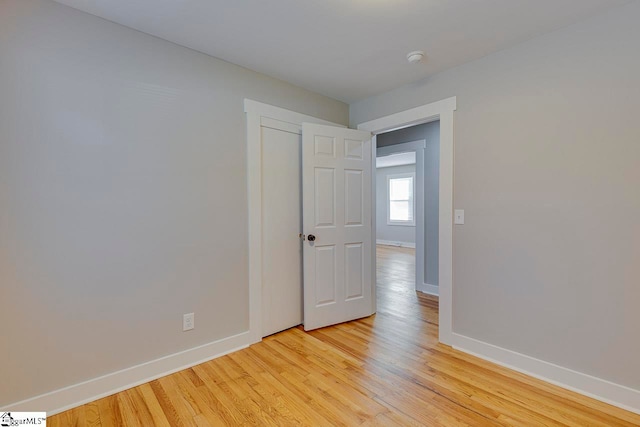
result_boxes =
[49,245,640,426]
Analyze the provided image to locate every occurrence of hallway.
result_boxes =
[375,244,438,326]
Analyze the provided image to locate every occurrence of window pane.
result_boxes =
[388,174,414,223]
[390,201,412,221]
[390,177,411,201]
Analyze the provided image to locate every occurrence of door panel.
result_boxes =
[314,135,336,157]
[345,169,363,226]
[345,139,364,160]
[345,243,364,300]
[302,123,373,331]
[314,168,336,227]
[315,245,337,306]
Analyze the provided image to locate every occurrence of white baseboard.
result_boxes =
[376,239,416,249]
[417,283,439,296]
[2,331,254,416]
[451,333,640,415]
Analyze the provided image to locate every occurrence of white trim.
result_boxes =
[370,136,378,315]
[246,108,263,344]
[245,99,344,341]
[451,333,640,415]
[358,96,456,345]
[2,331,252,416]
[376,152,416,169]
[260,117,301,135]
[417,283,439,296]
[377,163,416,169]
[244,99,344,128]
[376,239,416,249]
[358,97,457,134]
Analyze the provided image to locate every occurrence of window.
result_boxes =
[387,173,415,226]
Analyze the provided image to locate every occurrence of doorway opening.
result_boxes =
[247,96,456,345]
[374,122,440,319]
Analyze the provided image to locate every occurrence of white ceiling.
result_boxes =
[376,152,416,169]
[53,0,632,103]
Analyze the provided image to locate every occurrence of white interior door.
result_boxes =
[302,123,374,331]
[261,124,303,337]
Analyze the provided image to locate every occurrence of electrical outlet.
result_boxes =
[183,313,194,331]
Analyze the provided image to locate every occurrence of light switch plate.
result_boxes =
[454,209,465,225]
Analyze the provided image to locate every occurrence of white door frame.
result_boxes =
[244,99,345,343]
[376,141,426,294]
[358,96,456,345]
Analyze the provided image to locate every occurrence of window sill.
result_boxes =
[387,221,416,227]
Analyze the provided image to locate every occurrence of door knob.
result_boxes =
[307,234,316,242]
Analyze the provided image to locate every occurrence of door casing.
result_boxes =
[358,96,457,345]
[245,99,345,342]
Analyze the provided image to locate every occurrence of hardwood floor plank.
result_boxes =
[194,361,261,425]
[173,369,242,426]
[134,383,172,427]
[47,245,640,426]
[245,342,368,426]
[190,364,249,425]
[148,379,188,427]
[82,403,102,427]
[229,353,318,425]
[95,394,124,427]
[115,389,150,427]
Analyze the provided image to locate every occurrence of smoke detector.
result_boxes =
[406,51,425,64]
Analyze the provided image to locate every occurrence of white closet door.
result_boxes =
[261,125,303,336]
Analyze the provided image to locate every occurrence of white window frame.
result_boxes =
[387,172,416,226]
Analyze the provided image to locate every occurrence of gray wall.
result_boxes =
[0,0,348,406]
[376,164,417,245]
[351,2,640,389]
[377,122,440,287]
